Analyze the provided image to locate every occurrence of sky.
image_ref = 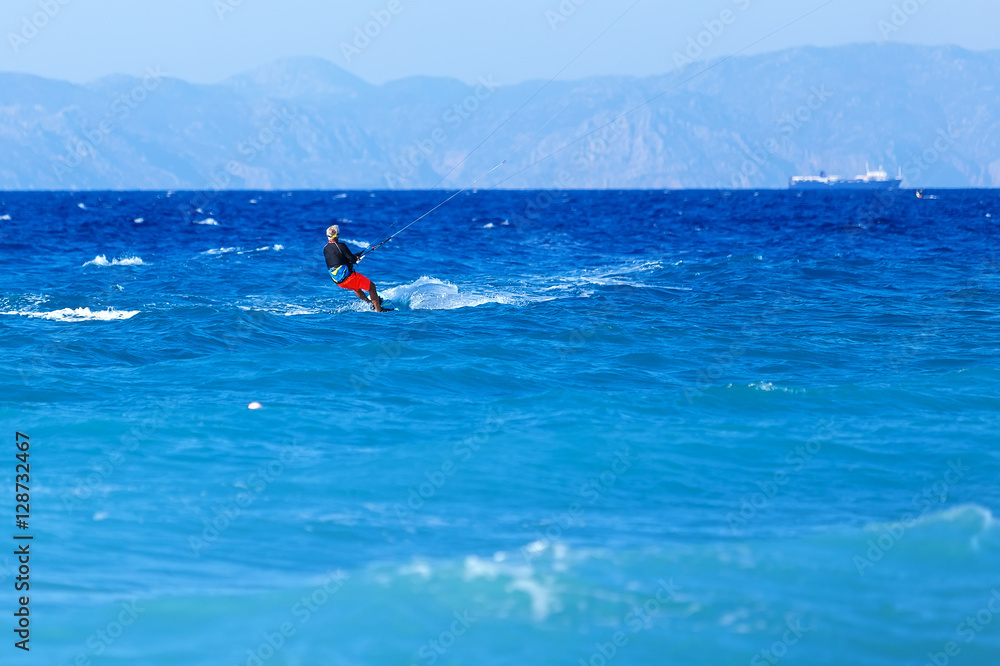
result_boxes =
[1,0,996,85]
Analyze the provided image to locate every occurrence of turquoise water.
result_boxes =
[1,189,999,664]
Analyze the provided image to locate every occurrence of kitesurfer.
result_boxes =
[324,225,384,312]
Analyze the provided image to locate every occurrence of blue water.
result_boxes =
[2,189,999,665]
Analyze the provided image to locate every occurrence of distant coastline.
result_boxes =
[0,44,996,191]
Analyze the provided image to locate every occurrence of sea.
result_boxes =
[1,189,998,665]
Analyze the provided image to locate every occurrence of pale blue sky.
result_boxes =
[1,0,996,84]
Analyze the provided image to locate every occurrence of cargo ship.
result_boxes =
[789,165,902,190]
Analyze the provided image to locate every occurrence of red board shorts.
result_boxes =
[337,271,372,292]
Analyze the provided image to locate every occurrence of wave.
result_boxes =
[544,260,672,290]
[343,239,370,249]
[133,217,144,223]
[0,214,10,220]
[193,218,219,226]
[202,245,283,256]
[860,503,996,535]
[83,254,145,267]
[239,300,320,317]
[383,276,521,311]
[1,307,140,321]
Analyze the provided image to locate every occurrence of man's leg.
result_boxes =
[354,289,371,304]
[369,284,383,312]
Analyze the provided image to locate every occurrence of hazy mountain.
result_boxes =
[0,44,998,190]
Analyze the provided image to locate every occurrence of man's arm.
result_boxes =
[339,242,358,265]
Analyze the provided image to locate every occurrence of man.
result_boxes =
[324,225,385,312]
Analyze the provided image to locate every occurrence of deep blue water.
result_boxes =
[1,189,999,665]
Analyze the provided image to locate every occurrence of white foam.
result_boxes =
[383,276,520,311]
[194,218,219,226]
[202,247,239,255]
[482,222,495,229]
[0,214,10,220]
[77,203,86,209]
[240,301,319,317]
[2,307,140,322]
[252,244,284,252]
[333,193,348,199]
[343,239,370,249]
[133,217,144,224]
[83,254,145,267]
[462,555,560,621]
[861,504,997,540]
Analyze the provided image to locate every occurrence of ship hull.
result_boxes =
[789,179,902,191]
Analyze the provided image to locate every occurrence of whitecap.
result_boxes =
[202,247,239,255]
[77,203,86,209]
[333,193,348,199]
[194,218,219,226]
[83,254,145,267]
[483,222,495,229]
[462,555,560,621]
[2,307,140,322]
[252,244,284,252]
[383,276,520,311]
[0,214,11,220]
[240,300,320,316]
[133,217,144,223]
[343,239,370,249]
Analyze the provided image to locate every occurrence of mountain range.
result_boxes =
[0,43,998,190]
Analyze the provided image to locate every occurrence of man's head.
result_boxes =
[326,224,339,241]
